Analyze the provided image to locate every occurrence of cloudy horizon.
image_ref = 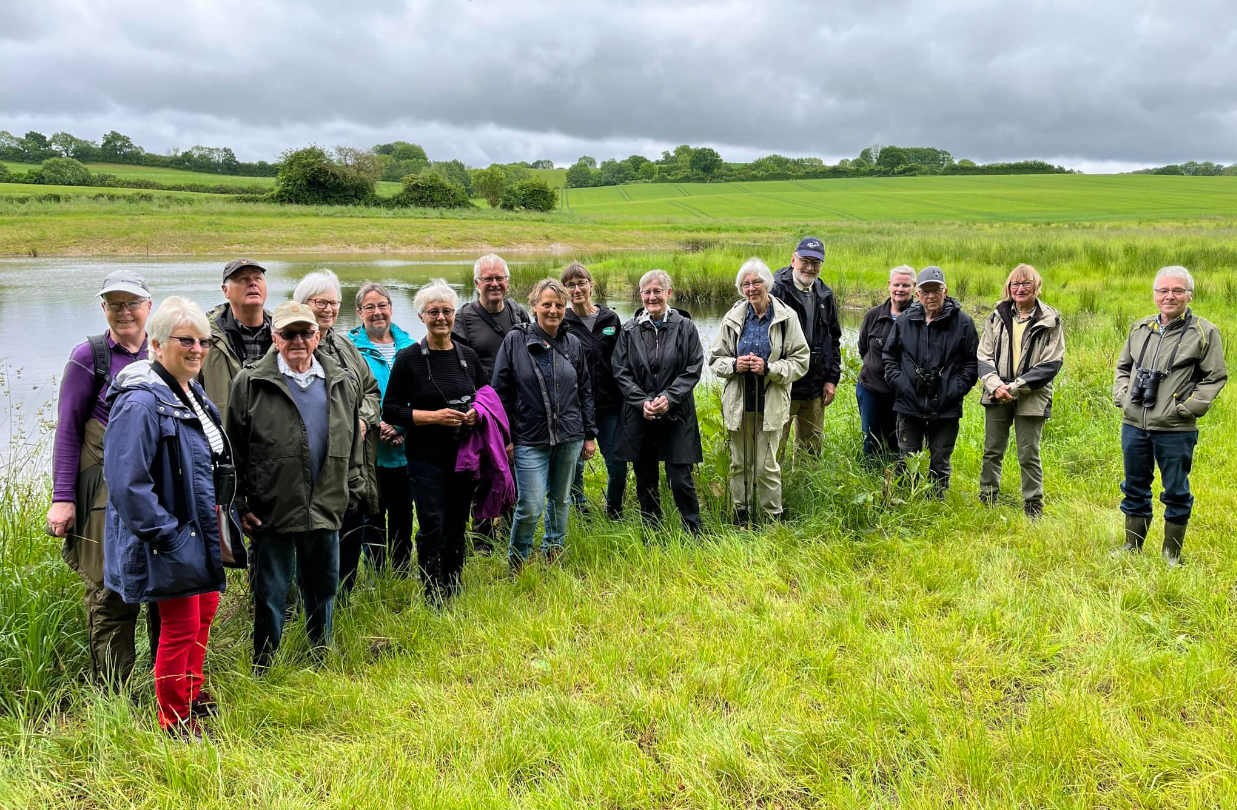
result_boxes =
[3,1,1234,173]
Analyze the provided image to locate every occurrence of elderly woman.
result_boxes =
[227,301,364,671]
[976,264,1065,520]
[347,282,417,583]
[561,261,627,518]
[708,258,809,524]
[491,278,597,573]
[293,270,383,589]
[382,280,500,602]
[611,270,705,534]
[103,297,236,740]
[1113,266,1227,566]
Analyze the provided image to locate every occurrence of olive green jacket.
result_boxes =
[226,350,365,534]
[977,300,1065,418]
[318,327,381,514]
[200,303,272,427]
[1114,309,1227,432]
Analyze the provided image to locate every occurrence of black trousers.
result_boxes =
[633,449,702,533]
[410,460,477,598]
[895,414,961,494]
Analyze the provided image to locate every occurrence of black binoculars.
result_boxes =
[213,463,237,507]
[914,366,942,397]
[448,395,475,439]
[1129,368,1167,409]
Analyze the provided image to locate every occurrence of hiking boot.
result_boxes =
[1112,514,1151,557]
[1023,498,1043,521]
[1162,521,1187,568]
[190,690,219,720]
[604,503,623,521]
[164,717,208,743]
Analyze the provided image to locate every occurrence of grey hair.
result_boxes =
[413,278,459,314]
[148,296,210,345]
[889,265,915,281]
[355,281,393,311]
[1154,265,1194,294]
[473,253,509,282]
[638,269,672,292]
[735,258,774,293]
[292,269,342,304]
[528,277,569,307]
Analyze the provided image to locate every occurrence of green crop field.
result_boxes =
[562,174,1237,223]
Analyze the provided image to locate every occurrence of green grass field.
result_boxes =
[3,228,1237,806]
[562,174,1237,223]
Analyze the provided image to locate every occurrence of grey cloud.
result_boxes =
[1,0,1235,166]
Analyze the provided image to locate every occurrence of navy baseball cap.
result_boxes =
[794,237,825,261]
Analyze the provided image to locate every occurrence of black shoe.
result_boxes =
[604,504,623,521]
[190,690,219,719]
[1163,521,1186,568]
[1113,514,1151,557]
[164,718,207,743]
[573,500,592,517]
[1023,498,1043,521]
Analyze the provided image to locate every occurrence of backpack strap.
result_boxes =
[87,333,111,400]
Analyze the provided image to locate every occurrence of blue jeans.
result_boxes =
[510,441,584,560]
[1120,424,1198,524]
[856,383,898,459]
[571,412,627,510]
[253,529,339,670]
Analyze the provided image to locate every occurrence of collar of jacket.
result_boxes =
[721,296,793,331]
[995,298,1059,330]
[905,296,960,323]
[523,322,569,349]
[209,302,272,359]
[349,321,413,353]
[106,359,211,416]
[1135,308,1193,333]
[564,305,616,331]
[244,347,347,390]
[631,308,686,329]
[773,266,832,302]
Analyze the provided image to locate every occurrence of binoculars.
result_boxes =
[1129,367,1167,409]
[448,395,475,439]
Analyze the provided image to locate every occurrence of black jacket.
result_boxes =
[611,309,704,464]
[770,266,842,400]
[491,323,596,447]
[451,298,531,378]
[881,297,979,421]
[856,298,899,395]
[564,305,623,415]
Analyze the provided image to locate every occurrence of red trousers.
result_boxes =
[153,591,220,728]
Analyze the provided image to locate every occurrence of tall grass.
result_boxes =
[2,242,1236,807]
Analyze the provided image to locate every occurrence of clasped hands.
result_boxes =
[735,353,766,375]
[642,395,670,420]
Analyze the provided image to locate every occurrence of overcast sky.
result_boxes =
[2,0,1234,172]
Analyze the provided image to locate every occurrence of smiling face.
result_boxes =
[223,268,267,310]
[153,323,210,386]
[272,321,320,366]
[739,272,769,307]
[419,298,455,340]
[888,273,914,308]
[1154,275,1192,322]
[359,290,393,335]
[306,292,341,330]
[533,289,566,334]
[564,275,593,308]
[640,282,672,319]
[101,292,152,343]
[791,253,822,286]
[474,261,509,307]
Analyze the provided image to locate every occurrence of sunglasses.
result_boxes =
[168,336,211,349]
[277,328,318,341]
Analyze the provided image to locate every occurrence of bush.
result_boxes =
[270,146,376,206]
[386,173,471,209]
[499,178,558,212]
[39,157,92,186]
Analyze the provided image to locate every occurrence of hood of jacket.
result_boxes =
[108,359,211,412]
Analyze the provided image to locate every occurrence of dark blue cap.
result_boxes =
[794,237,825,261]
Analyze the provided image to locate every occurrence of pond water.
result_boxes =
[0,253,860,460]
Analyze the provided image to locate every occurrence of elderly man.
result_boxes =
[855,266,917,459]
[452,253,530,548]
[226,302,365,671]
[770,237,842,461]
[47,270,159,688]
[201,258,273,425]
[1113,266,1227,566]
[881,266,979,496]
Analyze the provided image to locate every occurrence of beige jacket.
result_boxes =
[708,297,810,432]
[977,299,1066,417]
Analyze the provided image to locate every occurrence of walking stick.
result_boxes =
[742,368,754,527]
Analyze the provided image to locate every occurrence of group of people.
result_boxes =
[46,240,1227,740]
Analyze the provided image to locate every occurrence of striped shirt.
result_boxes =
[189,392,225,456]
[374,341,400,368]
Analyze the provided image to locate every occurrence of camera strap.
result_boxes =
[420,338,477,404]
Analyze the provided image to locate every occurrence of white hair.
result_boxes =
[735,258,774,293]
[148,296,210,345]
[413,278,459,314]
[292,269,342,304]
[1154,265,1194,294]
[473,253,509,282]
[639,269,672,292]
[889,265,915,281]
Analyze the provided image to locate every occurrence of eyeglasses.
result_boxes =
[1009,281,1035,290]
[360,302,391,313]
[641,288,667,297]
[1154,287,1190,297]
[478,276,508,286]
[423,308,455,320]
[277,328,318,341]
[168,336,211,349]
[308,298,341,310]
[796,258,823,270]
[564,281,591,290]
[740,280,765,290]
[103,300,147,313]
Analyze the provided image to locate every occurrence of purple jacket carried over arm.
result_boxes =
[455,385,515,520]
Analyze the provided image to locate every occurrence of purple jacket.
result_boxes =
[456,385,515,520]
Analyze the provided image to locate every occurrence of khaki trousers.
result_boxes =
[730,413,784,516]
[979,404,1045,503]
[778,397,823,462]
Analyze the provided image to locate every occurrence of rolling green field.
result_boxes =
[562,174,1237,223]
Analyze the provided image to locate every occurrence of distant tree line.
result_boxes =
[564,143,1073,188]
[1129,161,1237,176]
[0,156,269,195]
[0,129,280,176]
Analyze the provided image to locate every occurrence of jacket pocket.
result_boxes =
[146,523,214,598]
